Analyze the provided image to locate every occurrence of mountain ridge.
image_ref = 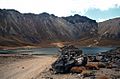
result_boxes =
[0,9,120,47]
[98,17,120,39]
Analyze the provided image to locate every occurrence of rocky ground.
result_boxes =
[36,46,120,79]
[0,46,120,79]
[0,55,120,79]
[37,63,120,79]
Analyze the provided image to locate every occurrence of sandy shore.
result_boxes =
[0,55,56,79]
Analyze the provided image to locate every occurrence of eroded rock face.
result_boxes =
[0,9,98,46]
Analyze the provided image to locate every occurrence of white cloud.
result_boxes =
[0,0,120,16]
[98,15,120,22]
[97,18,108,22]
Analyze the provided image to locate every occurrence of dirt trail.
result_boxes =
[0,56,56,79]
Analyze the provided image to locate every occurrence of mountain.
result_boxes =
[98,18,120,39]
[0,9,98,46]
[63,14,98,38]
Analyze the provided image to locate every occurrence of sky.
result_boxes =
[0,0,120,22]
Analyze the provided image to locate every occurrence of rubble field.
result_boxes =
[37,64,120,79]
[37,45,120,79]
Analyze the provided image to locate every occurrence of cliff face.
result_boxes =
[0,9,98,46]
[98,18,120,39]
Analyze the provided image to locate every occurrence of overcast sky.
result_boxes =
[0,0,120,22]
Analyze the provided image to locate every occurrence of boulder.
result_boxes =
[70,66,86,73]
[86,64,99,70]
[52,45,87,73]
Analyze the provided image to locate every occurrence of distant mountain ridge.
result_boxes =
[98,17,120,39]
[0,9,120,46]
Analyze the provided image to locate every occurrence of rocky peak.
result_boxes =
[62,14,98,38]
[63,14,96,24]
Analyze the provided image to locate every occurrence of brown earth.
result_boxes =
[0,56,56,79]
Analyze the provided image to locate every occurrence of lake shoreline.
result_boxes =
[0,46,115,55]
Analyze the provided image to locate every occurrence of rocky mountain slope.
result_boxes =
[63,14,98,38]
[98,18,120,39]
[0,9,98,46]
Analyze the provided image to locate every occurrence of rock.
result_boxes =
[70,66,86,73]
[106,64,112,69]
[98,63,106,68]
[96,75,109,79]
[86,64,99,70]
[52,45,87,73]
[81,70,95,78]
[22,67,24,69]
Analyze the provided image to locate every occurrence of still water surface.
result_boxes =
[0,47,114,55]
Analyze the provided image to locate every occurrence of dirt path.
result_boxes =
[0,56,56,79]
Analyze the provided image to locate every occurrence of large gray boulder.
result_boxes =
[52,45,87,73]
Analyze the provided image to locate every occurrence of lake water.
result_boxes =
[0,47,114,55]
[80,47,114,55]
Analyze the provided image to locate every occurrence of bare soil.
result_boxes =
[0,56,56,79]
